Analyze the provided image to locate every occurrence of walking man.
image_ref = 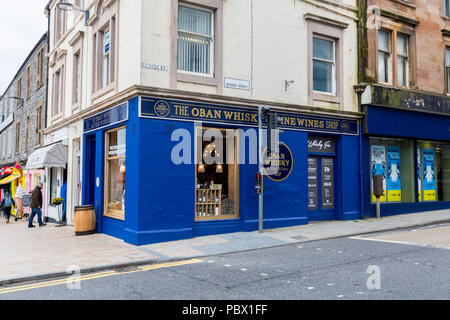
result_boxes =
[28,183,46,228]
[0,192,16,224]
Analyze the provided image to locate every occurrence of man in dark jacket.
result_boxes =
[28,183,46,228]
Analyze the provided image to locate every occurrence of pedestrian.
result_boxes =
[0,192,16,224]
[28,183,46,228]
[59,181,67,225]
[14,182,25,221]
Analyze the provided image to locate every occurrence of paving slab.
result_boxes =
[0,209,449,285]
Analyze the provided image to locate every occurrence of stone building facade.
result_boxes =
[358,0,450,217]
[0,33,48,197]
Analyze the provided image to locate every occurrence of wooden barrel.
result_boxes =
[74,205,96,236]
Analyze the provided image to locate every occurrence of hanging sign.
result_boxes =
[371,146,387,202]
[263,143,293,182]
[386,147,401,202]
[422,149,436,201]
[140,97,359,135]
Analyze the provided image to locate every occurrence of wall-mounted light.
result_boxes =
[57,2,90,26]
[216,164,223,174]
[6,96,24,108]
[285,80,295,92]
[198,164,205,173]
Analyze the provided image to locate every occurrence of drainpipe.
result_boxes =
[355,2,367,220]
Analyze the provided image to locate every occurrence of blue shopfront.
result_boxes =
[82,96,362,245]
[362,102,450,217]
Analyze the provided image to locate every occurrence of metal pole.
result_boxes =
[376,197,381,219]
[258,107,264,233]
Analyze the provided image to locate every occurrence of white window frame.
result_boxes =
[378,29,392,85]
[396,33,410,88]
[177,3,215,78]
[312,35,336,96]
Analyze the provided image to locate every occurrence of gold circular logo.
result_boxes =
[154,100,171,118]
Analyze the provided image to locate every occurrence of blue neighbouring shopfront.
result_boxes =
[82,96,363,245]
[362,99,450,218]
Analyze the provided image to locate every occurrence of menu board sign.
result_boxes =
[321,158,334,209]
[308,158,318,210]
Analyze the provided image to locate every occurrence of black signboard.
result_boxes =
[321,158,334,209]
[22,194,32,208]
[308,158,318,210]
[308,136,336,154]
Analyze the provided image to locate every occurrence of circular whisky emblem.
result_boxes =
[154,100,171,118]
[340,120,351,133]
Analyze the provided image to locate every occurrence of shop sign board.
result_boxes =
[140,97,359,136]
[263,143,293,182]
[84,102,128,133]
[308,136,336,153]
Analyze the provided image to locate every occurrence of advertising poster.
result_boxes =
[422,149,436,201]
[371,146,387,202]
[387,147,401,202]
[417,148,422,202]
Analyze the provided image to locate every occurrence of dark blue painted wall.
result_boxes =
[83,96,362,245]
[362,105,450,217]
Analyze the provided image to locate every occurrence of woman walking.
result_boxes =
[0,192,16,224]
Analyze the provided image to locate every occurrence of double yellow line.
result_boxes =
[0,259,203,295]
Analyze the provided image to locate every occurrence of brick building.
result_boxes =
[358,0,450,216]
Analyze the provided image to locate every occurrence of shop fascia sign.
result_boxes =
[0,114,13,133]
[139,97,359,136]
[46,126,69,146]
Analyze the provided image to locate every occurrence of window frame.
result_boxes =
[36,47,45,89]
[377,29,392,85]
[177,3,215,77]
[15,118,21,155]
[396,32,410,88]
[26,64,31,100]
[306,17,345,108]
[312,35,337,95]
[170,0,223,91]
[104,126,126,221]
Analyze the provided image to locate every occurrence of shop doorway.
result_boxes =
[84,135,96,206]
[307,136,337,221]
[195,127,239,221]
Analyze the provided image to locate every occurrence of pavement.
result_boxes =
[0,208,449,286]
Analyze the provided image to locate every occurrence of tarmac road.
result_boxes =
[0,224,449,300]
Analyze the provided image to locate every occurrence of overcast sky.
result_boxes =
[0,0,49,94]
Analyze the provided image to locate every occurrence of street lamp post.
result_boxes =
[57,2,90,26]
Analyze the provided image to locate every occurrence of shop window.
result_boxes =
[50,168,65,205]
[370,137,415,203]
[195,127,239,221]
[178,5,214,76]
[104,126,126,220]
[417,141,450,202]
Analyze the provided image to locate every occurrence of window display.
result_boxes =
[195,127,239,221]
[370,138,414,203]
[418,141,450,202]
[105,127,126,220]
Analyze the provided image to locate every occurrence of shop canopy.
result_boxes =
[25,143,68,170]
[0,169,21,185]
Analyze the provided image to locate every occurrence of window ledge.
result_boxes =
[177,72,219,87]
[92,83,115,102]
[312,92,340,104]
